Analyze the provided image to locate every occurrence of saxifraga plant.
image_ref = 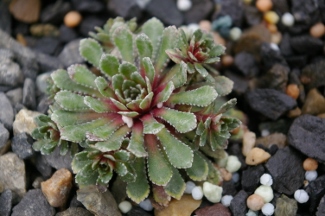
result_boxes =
[32,17,241,205]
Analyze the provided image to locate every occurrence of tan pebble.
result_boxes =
[267,24,278,33]
[286,84,300,100]
[13,109,42,135]
[264,11,280,24]
[310,22,325,38]
[247,194,265,211]
[245,147,271,165]
[256,133,287,149]
[302,88,325,115]
[221,55,234,67]
[287,107,302,118]
[219,168,232,181]
[271,32,282,44]
[41,168,73,207]
[242,131,256,157]
[64,11,82,28]
[9,0,40,23]
[199,20,212,32]
[155,194,201,216]
[318,113,325,118]
[303,158,318,171]
[212,32,226,46]
[16,33,27,46]
[256,0,273,12]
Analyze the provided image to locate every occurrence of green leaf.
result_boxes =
[141,18,164,58]
[168,86,218,107]
[216,98,237,114]
[160,62,187,88]
[140,114,164,134]
[164,168,186,200]
[110,98,128,111]
[72,151,92,173]
[34,115,51,127]
[99,54,120,78]
[165,49,182,64]
[59,140,69,155]
[142,57,155,83]
[95,77,115,98]
[146,134,173,186]
[156,128,193,169]
[84,96,113,113]
[194,63,209,77]
[55,91,90,111]
[75,163,99,185]
[209,44,226,57]
[136,34,153,59]
[126,158,150,203]
[68,65,97,89]
[32,139,47,152]
[79,38,103,68]
[94,125,130,152]
[98,169,113,184]
[127,122,147,157]
[113,27,134,63]
[119,62,137,79]
[40,141,58,154]
[186,152,209,181]
[207,75,234,96]
[153,107,196,133]
[51,110,103,127]
[153,81,174,106]
[130,72,146,87]
[139,92,153,110]
[112,74,124,92]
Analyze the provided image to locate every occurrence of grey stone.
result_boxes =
[221,180,237,196]
[69,195,84,208]
[45,147,73,171]
[244,5,262,26]
[234,52,259,77]
[0,0,11,34]
[12,133,35,159]
[22,78,36,110]
[6,88,23,106]
[145,0,183,26]
[56,207,93,216]
[35,154,53,179]
[126,206,152,216]
[0,189,14,216]
[32,37,61,55]
[40,0,71,24]
[72,0,104,13]
[256,64,289,92]
[241,165,265,193]
[265,146,304,195]
[260,43,288,71]
[183,0,213,24]
[0,153,26,198]
[58,39,84,68]
[0,56,23,87]
[11,189,55,216]
[37,96,52,114]
[288,115,325,163]
[0,93,14,131]
[290,35,323,55]
[317,194,325,216]
[59,25,78,43]
[229,190,248,216]
[246,89,297,120]
[306,175,325,214]
[36,72,52,94]
[77,186,121,216]
[213,0,244,27]
[301,59,325,90]
[0,123,9,154]
[79,16,106,37]
[108,0,142,19]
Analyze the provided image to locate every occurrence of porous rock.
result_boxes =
[229,190,248,216]
[241,164,265,193]
[305,175,325,214]
[56,207,93,216]
[195,203,231,216]
[11,132,34,159]
[0,93,14,131]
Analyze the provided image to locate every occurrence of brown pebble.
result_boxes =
[286,84,300,100]
[287,107,302,118]
[219,168,232,181]
[221,55,234,67]
[310,22,325,38]
[247,194,265,211]
[199,20,212,32]
[271,32,282,44]
[302,88,325,115]
[267,24,278,33]
[303,158,318,171]
[213,32,226,46]
[41,168,73,207]
[318,113,325,118]
[245,147,271,165]
[16,33,27,46]
[256,0,273,12]
[64,11,82,28]
[196,203,231,216]
[9,0,40,23]
[264,11,279,24]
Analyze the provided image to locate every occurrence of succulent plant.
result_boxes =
[32,17,240,205]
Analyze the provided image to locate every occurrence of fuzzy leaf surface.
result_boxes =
[136,34,153,59]
[164,168,186,200]
[94,125,130,151]
[68,65,97,89]
[55,91,89,111]
[127,122,147,157]
[141,18,164,58]
[140,114,165,134]
[99,54,120,78]
[113,27,134,63]
[79,38,103,68]
[186,152,209,181]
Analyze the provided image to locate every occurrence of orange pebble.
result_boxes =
[64,11,82,28]
[247,194,265,211]
[199,20,212,32]
[221,55,234,67]
[256,0,273,12]
[219,168,232,181]
[310,22,325,38]
[286,84,300,100]
[303,158,318,171]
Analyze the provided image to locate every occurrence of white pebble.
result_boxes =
[261,129,270,137]
[270,43,280,51]
[192,186,204,200]
[294,189,309,203]
[229,27,242,41]
[221,195,233,207]
[260,173,273,186]
[185,181,196,194]
[246,209,258,216]
[226,155,241,173]
[232,172,240,183]
[305,170,318,181]
[139,199,153,211]
[261,203,275,216]
[254,185,274,203]
[281,12,295,27]
[118,201,132,213]
[203,182,223,203]
[122,115,134,128]
[177,0,192,11]
[187,23,199,33]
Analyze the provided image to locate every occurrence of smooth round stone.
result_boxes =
[202,182,222,203]
[294,189,309,203]
[305,170,318,181]
[192,186,203,200]
[303,158,318,171]
[264,11,279,24]
[139,199,153,211]
[246,209,258,216]
[247,194,265,211]
[270,43,279,51]
[64,11,82,28]
[310,22,325,38]
[221,55,234,67]
[286,84,300,100]
[260,173,273,186]
[232,172,240,183]
[177,0,192,11]
[229,27,242,41]
[184,181,196,194]
[261,203,275,216]
[242,131,256,157]
[221,195,233,207]
[226,155,241,173]
[254,185,274,203]
[118,201,132,213]
[281,12,295,27]
[187,23,199,33]
[256,0,273,12]
[199,20,212,32]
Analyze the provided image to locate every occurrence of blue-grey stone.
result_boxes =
[12,133,35,159]
[0,189,14,216]
[0,93,14,131]
[22,78,36,110]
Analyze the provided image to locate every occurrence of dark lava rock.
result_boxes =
[145,0,183,26]
[45,147,73,171]
[256,64,289,92]
[306,175,325,214]
[72,0,105,13]
[0,51,24,87]
[224,71,248,95]
[59,25,78,43]
[0,93,14,131]
[260,43,287,71]
[265,146,304,195]
[184,0,213,24]
[246,88,297,120]
[234,52,259,77]
[196,203,231,216]
[79,16,106,37]
[108,0,142,19]
[11,189,55,216]
[0,0,11,35]
[0,123,9,151]
[126,206,152,216]
[69,195,84,208]
[317,194,325,216]
[22,78,36,110]
[229,190,248,216]
[56,207,93,216]
[12,133,35,159]
[288,115,325,163]
[241,165,265,193]
[244,5,262,26]
[290,35,323,56]
[213,0,244,27]
[279,33,294,57]
[0,189,14,216]
[222,180,237,196]
[272,0,289,14]
[35,154,53,179]
[37,96,52,114]
[32,37,61,55]
[58,39,83,68]
[301,59,325,90]
[40,0,71,24]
